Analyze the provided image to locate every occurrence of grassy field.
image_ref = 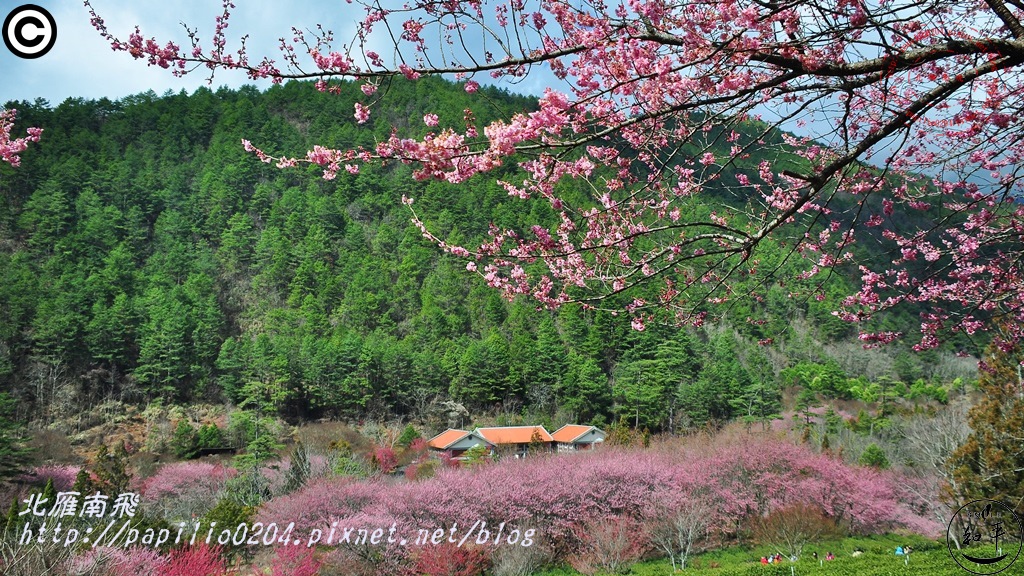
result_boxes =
[537,533,1020,576]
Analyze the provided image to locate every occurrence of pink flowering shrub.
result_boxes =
[411,543,491,576]
[68,546,166,576]
[407,437,428,454]
[139,462,237,499]
[438,452,459,469]
[258,461,288,495]
[568,516,649,576]
[138,462,237,520]
[158,544,226,576]
[372,446,398,474]
[20,464,81,491]
[253,435,935,573]
[257,477,383,538]
[320,511,412,576]
[267,543,322,576]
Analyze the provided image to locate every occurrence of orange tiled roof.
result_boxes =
[552,425,594,443]
[475,426,552,445]
[427,429,470,450]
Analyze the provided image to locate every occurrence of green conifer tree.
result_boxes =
[950,342,1024,514]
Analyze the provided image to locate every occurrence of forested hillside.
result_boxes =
[0,78,977,432]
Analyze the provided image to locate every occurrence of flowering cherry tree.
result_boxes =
[84,0,1024,344]
[0,109,41,168]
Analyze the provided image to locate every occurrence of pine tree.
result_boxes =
[197,423,224,450]
[859,443,890,469]
[284,441,310,492]
[40,478,56,509]
[794,388,818,431]
[396,424,421,447]
[71,468,96,495]
[171,420,199,459]
[949,343,1024,514]
[5,498,20,534]
[93,441,131,494]
[0,392,31,479]
[560,352,611,425]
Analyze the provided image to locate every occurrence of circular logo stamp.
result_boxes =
[3,5,57,59]
[947,499,1022,575]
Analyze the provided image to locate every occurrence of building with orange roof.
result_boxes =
[551,424,606,452]
[474,425,554,458]
[427,425,605,460]
[426,429,493,458]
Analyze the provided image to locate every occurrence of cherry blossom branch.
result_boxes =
[0,109,42,168]
[85,0,1024,342]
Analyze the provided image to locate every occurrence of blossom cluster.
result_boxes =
[78,0,1024,345]
[257,436,938,569]
[0,109,42,168]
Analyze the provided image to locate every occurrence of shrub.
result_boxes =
[223,469,272,507]
[197,424,224,450]
[412,543,492,576]
[1,533,77,576]
[66,546,166,576]
[284,442,311,492]
[201,497,255,546]
[438,452,460,469]
[397,424,421,447]
[171,421,198,459]
[333,452,372,478]
[158,544,226,576]
[254,436,937,569]
[462,444,489,466]
[320,512,410,576]
[268,542,322,576]
[404,460,437,481]
[490,541,552,576]
[255,477,382,539]
[408,437,428,454]
[858,443,890,469]
[138,462,237,521]
[18,465,81,491]
[568,516,648,575]
[750,501,840,559]
[372,446,398,474]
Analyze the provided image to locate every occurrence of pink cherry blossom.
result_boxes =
[354,102,370,124]
[81,0,1024,346]
[0,109,42,168]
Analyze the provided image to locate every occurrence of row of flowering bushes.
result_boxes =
[65,542,321,576]
[254,434,939,575]
[6,434,937,575]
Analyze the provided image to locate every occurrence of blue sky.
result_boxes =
[0,1,943,181]
[1,2,255,104]
[0,1,555,107]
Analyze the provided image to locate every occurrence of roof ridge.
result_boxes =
[476,425,549,429]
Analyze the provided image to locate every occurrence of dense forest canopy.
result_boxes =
[0,79,975,430]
